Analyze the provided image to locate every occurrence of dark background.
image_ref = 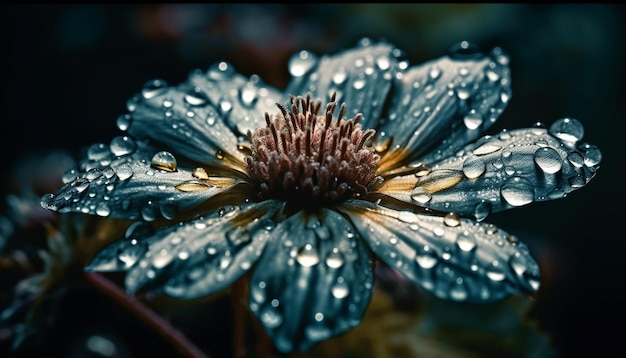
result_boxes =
[1,4,624,357]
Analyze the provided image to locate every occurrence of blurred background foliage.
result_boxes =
[0,4,624,357]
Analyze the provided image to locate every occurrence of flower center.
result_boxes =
[245,93,382,206]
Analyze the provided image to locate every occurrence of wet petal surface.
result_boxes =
[380,119,601,220]
[249,209,373,353]
[41,142,238,221]
[285,38,398,130]
[87,201,283,299]
[377,43,511,172]
[125,64,285,167]
[341,200,540,302]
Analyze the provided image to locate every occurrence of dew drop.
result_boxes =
[116,114,133,131]
[428,66,441,80]
[289,50,317,77]
[549,118,584,143]
[141,201,157,222]
[449,278,468,301]
[583,145,602,167]
[74,178,90,193]
[152,249,173,269]
[239,84,258,108]
[183,87,210,107]
[444,212,460,227]
[141,79,168,99]
[456,231,476,252]
[87,143,111,161]
[110,136,137,157]
[473,143,501,156]
[95,203,111,217]
[567,151,584,168]
[325,248,344,268]
[332,66,348,85]
[474,201,491,221]
[501,176,534,206]
[296,244,320,267]
[115,164,134,181]
[150,151,178,172]
[118,244,143,268]
[331,281,350,299]
[207,61,235,80]
[534,147,562,174]
[411,188,432,204]
[462,157,486,179]
[448,41,483,60]
[463,110,483,130]
[416,245,438,269]
[486,261,506,281]
[159,202,177,220]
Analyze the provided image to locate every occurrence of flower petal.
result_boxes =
[86,200,284,299]
[249,209,373,353]
[340,200,540,303]
[285,38,398,130]
[125,63,285,167]
[41,142,239,221]
[377,43,511,172]
[379,119,601,220]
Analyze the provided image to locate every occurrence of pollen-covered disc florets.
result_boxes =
[246,93,382,205]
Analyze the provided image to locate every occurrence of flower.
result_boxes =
[40,38,601,353]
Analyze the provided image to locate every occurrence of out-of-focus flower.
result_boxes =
[40,38,601,353]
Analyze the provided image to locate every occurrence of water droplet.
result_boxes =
[449,278,468,301]
[509,253,527,276]
[567,151,584,168]
[411,189,432,204]
[289,50,317,77]
[159,202,177,220]
[352,78,366,90]
[463,110,483,130]
[325,248,344,269]
[462,157,486,179]
[115,164,134,181]
[296,244,320,267]
[239,84,258,108]
[416,245,438,269]
[118,243,144,268]
[110,136,137,157]
[456,231,476,252]
[215,150,225,160]
[141,201,157,222]
[549,118,584,143]
[534,147,562,174]
[486,261,506,281]
[328,66,348,87]
[331,281,350,299]
[428,66,441,80]
[152,249,173,269]
[501,176,534,206]
[74,178,90,193]
[474,201,492,221]
[448,41,483,60]
[85,168,102,181]
[207,61,235,80]
[87,143,111,161]
[96,203,110,217]
[583,145,602,167]
[150,151,178,172]
[184,87,210,107]
[444,212,460,227]
[141,79,168,99]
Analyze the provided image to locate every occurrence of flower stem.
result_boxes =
[83,271,209,358]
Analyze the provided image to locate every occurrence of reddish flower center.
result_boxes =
[245,93,382,206]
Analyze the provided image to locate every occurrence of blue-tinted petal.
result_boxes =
[86,200,284,299]
[249,209,373,353]
[41,141,239,221]
[340,200,540,303]
[377,44,511,172]
[379,119,601,220]
[126,63,285,167]
[285,38,398,130]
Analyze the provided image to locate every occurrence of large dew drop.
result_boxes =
[296,244,320,267]
[534,147,562,174]
[501,176,534,206]
[549,118,584,143]
[150,151,178,172]
[288,50,317,77]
